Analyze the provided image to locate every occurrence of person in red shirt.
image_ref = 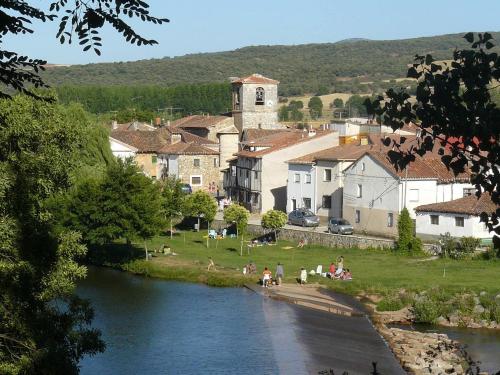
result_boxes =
[328,262,336,278]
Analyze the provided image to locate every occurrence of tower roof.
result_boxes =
[231,73,279,85]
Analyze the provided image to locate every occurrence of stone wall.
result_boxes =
[213,220,396,249]
[178,154,221,192]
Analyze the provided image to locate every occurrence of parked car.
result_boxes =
[180,184,192,194]
[288,209,320,227]
[328,218,353,235]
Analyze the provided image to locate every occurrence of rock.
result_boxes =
[436,316,448,325]
[495,293,500,300]
[448,313,459,325]
[473,304,485,314]
[479,291,487,296]
[489,321,497,329]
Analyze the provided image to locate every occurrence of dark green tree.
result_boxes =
[365,33,500,247]
[278,105,289,121]
[288,100,304,110]
[0,94,106,373]
[332,98,344,108]
[308,96,323,119]
[395,208,421,252]
[54,159,165,253]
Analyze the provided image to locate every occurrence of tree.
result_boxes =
[53,159,165,254]
[288,100,304,110]
[346,94,368,117]
[223,204,250,256]
[308,96,323,119]
[161,177,186,239]
[0,1,168,99]
[278,105,289,121]
[316,85,329,96]
[332,98,344,108]
[0,94,105,373]
[365,33,500,247]
[395,208,421,252]
[183,191,217,248]
[261,210,287,244]
[290,108,304,122]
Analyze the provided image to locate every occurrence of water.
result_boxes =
[77,267,309,375]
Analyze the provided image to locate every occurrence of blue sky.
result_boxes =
[5,0,500,64]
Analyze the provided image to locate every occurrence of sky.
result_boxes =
[5,0,500,65]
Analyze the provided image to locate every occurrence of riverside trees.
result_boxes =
[261,210,287,244]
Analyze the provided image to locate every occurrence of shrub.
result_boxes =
[396,208,422,253]
[459,236,480,253]
[377,296,405,311]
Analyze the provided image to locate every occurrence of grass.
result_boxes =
[89,230,500,296]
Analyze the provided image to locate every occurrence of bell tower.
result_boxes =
[231,74,280,133]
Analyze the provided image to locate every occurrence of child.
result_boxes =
[262,267,272,287]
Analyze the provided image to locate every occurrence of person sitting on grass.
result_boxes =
[327,262,336,278]
[262,267,272,288]
[334,256,344,278]
[297,239,306,248]
[341,268,352,281]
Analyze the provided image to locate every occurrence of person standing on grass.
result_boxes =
[299,267,307,285]
[275,262,284,286]
[207,257,215,271]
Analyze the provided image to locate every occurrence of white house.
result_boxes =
[286,142,373,220]
[415,193,496,243]
[109,137,138,160]
[342,150,473,237]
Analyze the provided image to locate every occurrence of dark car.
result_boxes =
[288,209,320,227]
[328,218,354,235]
[180,184,192,194]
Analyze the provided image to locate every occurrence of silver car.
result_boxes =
[328,218,353,235]
[288,209,320,227]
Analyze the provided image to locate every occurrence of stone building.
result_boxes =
[231,74,281,133]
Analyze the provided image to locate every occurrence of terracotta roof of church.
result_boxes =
[231,74,279,85]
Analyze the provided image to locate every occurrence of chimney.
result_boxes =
[171,133,182,144]
[155,117,161,127]
[167,120,171,127]
[111,120,118,130]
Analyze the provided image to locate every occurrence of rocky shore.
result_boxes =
[378,325,469,375]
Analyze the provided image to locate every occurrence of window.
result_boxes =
[191,175,202,186]
[324,169,332,181]
[356,184,362,198]
[294,173,300,183]
[355,210,361,223]
[193,158,200,167]
[303,198,312,209]
[360,162,365,171]
[231,166,236,177]
[254,171,258,179]
[291,199,297,211]
[463,188,475,197]
[387,213,394,227]
[322,195,331,209]
[246,170,250,178]
[255,87,265,105]
[408,189,419,202]
[213,157,218,167]
[455,216,464,227]
[305,174,312,184]
[430,215,439,225]
[151,155,157,164]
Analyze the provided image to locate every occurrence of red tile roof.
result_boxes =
[287,142,375,164]
[158,142,219,155]
[415,193,498,215]
[231,73,279,85]
[171,115,231,129]
[236,130,334,158]
[365,150,471,183]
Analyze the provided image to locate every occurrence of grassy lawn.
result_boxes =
[90,230,500,295]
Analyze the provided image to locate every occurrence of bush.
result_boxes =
[396,208,422,253]
[377,296,406,311]
[459,236,480,254]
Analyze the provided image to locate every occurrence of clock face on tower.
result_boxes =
[267,100,273,107]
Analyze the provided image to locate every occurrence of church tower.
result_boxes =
[231,74,280,133]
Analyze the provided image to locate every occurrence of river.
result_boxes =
[77,267,310,374]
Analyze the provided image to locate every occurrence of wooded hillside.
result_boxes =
[44,32,500,96]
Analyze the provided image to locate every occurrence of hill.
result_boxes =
[43,32,500,96]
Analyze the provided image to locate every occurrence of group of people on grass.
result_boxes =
[327,256,352,281]
[260,262,284,287]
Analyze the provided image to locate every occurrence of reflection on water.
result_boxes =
[77,267,306,375]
